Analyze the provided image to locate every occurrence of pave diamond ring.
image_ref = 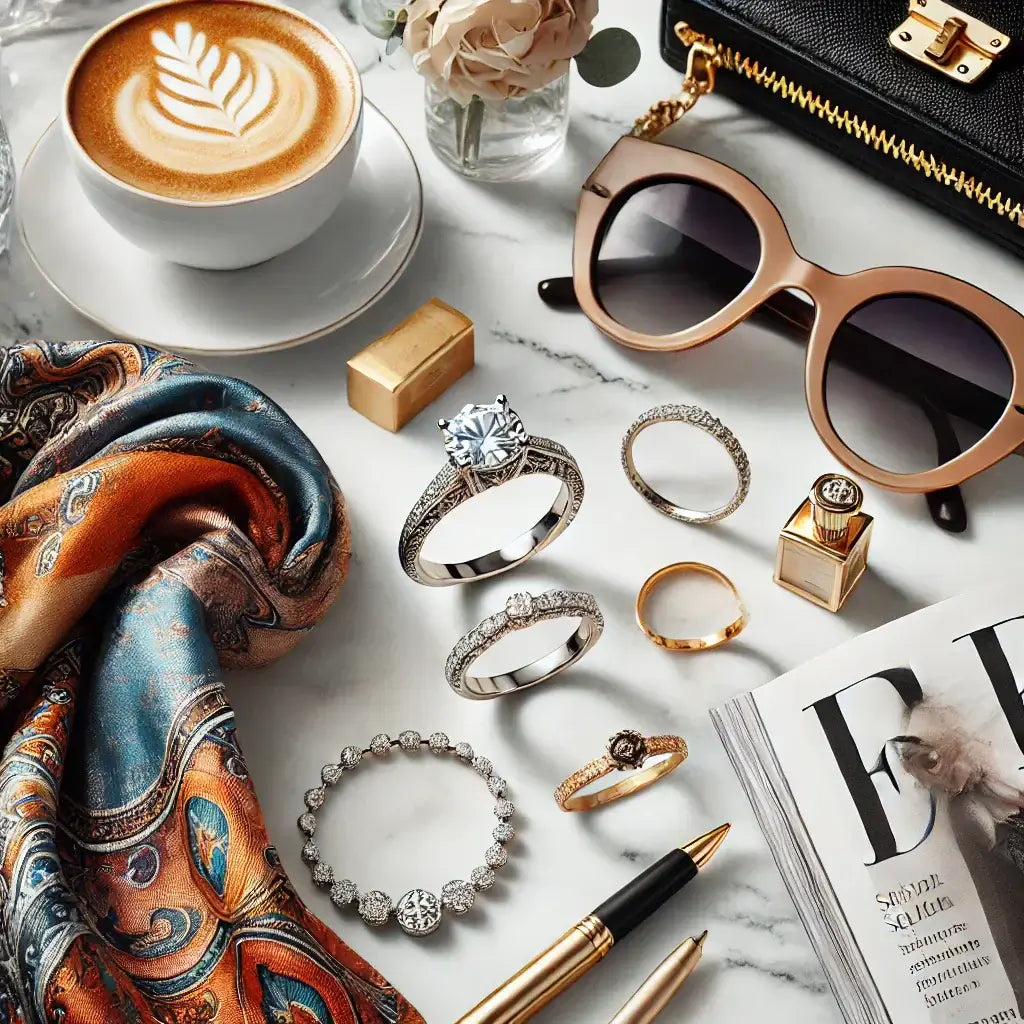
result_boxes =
[622,404,750,524]
[446,589,604,699]
[298,733,516,937]
[398,395,585,585]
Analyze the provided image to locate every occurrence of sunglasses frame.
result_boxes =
[572,136,1024,494]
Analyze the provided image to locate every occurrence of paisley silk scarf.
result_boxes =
[0,342,422,1024]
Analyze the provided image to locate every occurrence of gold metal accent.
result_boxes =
[642,21,1024,230]
[554,735,689,813]
[454,915,614,1024]
[774,475,873,613]
[346,298,474,432]
[635,562,748,652]
[809,473,864,544]
[681,823,731,870]
[890,0,1009,84]
[631,39,718,140]
[607,932,707,1024]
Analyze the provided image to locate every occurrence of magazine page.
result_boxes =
[753,584,1024,1024]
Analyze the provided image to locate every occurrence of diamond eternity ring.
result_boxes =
[446,589,604,699]
[298,732,516,937]
[621,404,750,524]
[398,395,584,585]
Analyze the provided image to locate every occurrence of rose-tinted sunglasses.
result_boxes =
[543,135,1022,521]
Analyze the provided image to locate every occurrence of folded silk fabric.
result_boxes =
[0,342,422,1024]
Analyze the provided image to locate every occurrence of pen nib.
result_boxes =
[696,930,708,948]
[681,823,731,870]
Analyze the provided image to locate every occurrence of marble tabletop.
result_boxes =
[4,2,1024,1022]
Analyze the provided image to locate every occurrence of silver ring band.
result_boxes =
[621,404,750,524]
[399,397,584,585]
[446,589,604,699]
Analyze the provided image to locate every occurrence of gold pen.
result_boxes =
[455,824,729,1024]
[608,931,707,1024]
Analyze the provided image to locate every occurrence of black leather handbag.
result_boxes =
[660,0,1024,259]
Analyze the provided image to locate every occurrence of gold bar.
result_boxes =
[346,298,474,432]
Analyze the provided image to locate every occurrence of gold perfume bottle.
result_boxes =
[773,474,873,612]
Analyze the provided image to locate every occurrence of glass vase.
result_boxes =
[424,75,570,183]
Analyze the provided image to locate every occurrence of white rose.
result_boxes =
[405,0,598,106]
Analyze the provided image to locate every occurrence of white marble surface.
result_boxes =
[4,3,1024,1022]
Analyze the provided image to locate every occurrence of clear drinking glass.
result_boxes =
[0,0,118,40]
[424,74,570,183]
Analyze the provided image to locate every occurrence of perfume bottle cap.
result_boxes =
[809,474,863,545]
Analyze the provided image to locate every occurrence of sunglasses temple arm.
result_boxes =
[537,275,582,310]
[912,394,968,533]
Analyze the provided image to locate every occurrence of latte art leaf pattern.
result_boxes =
[152,21,273,137]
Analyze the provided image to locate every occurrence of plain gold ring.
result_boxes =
[635,561,748,652]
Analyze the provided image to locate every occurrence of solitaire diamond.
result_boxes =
[441,396,528,471]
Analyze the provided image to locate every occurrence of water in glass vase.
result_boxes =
[425,75,570,182]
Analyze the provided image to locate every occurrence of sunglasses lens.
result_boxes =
[824,295,1012,475]
[594,181,761,336]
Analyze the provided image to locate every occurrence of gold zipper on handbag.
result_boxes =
[633,22,1024,229]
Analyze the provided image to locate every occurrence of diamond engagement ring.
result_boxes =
[399,395,585,585]
[446,589,604,699]
[298,732,516,937]
[622,404,750,524]
[554,729,689,812]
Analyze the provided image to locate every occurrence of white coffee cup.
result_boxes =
[61,0,363,271]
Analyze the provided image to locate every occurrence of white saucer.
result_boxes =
[18,104,423,355]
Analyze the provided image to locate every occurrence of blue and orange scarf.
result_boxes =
[0,341,422,1023]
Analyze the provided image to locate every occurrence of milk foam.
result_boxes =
[116,22,319,177]
[68,1,357,202]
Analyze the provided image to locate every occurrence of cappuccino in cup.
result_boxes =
[62,0,363,269]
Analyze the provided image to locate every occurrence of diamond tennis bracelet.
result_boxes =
[298,731,516,937]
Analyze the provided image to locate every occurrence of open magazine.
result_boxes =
[712,584,1024,1024]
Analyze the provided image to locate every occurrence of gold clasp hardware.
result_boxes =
[890,0,1009,84]
[685,38,718,94]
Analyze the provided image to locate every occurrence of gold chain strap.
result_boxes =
[631,35,720,141]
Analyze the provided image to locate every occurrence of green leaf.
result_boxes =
[354,0,400,39]
[574,27,642,87]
